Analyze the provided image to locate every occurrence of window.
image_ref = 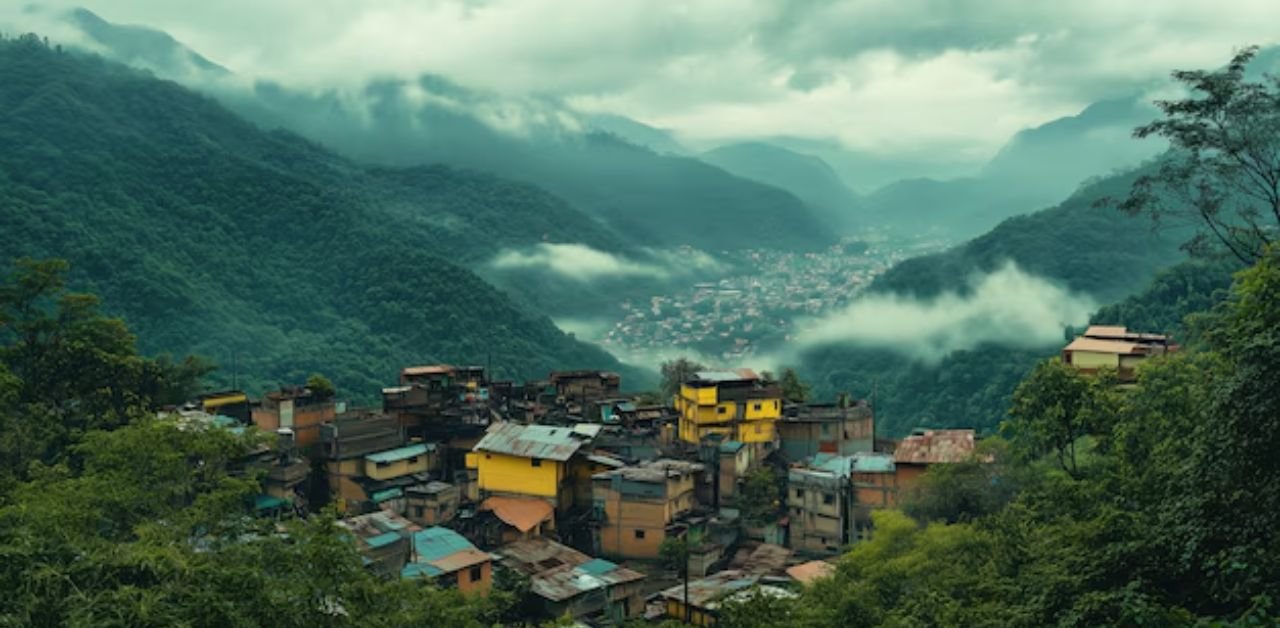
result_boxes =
[469,565,484,582]
[634,529,646,539]
[753,403,762,411]
[413,506,425,517]
[376,461,390,468]
[408,456,419,464]
[531,458,542,467]
[795,489,805,499]
[717,406,727,415]
[823,493,835,505]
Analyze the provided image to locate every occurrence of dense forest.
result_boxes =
[0,36,653,397]
[0,258,515,625]
[691,248,1280,626]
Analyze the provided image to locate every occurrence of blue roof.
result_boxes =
[366,443,431,464]
[852,453,896,473]
[366,531,403,549]
[371,487,404,503]
[413,527,477,562]
[402,562,444,578]
[577,558,618,576]
[253,494,288,511]
[719,440,745,453]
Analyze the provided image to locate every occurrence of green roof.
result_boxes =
[365,531,403,549]
[413,526,477,562]
[577,558,618,576]
[366,443,431,464]
[719,440,745,453]
[371,487,404,503]
[253,494,288,511]
[402,562,444,578]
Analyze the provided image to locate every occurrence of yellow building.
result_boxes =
[467,422,602,511]
[674,370,782,445]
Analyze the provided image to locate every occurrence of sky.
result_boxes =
[18,1,1280,166]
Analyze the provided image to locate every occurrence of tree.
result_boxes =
[1115,46,1280,264]
[735,467,780,525]
[1003,359,1118,478]
[659,357,704,399]
[778,367,810,403]
[305,373,336,400]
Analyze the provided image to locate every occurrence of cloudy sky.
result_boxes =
[26,1,1280,164]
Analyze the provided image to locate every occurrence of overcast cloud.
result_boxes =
[14,0,1280,163]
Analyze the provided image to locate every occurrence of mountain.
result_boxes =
[65,7,230,78]
[0,34,654,397]
[586,113,688,155]
[56,9,834,252]
[800,164,1191,436]
[700,142,864,232]
[861,96,1164,239]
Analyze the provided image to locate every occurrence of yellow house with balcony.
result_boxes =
[674,370,782,445]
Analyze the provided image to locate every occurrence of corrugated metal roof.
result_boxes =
[402,562,444,578]
[413,527,476,562]
[366,443,432,464]
[473,422,601,461]
[659,570,759,607]
[852,453,895,473]
[1064,336,1141,355]
[499,538,645,602]
[402,365,454,376]
[894,429,975,465]
[719,440,745,453]
[370,487,403,503]
[1084,325,1129,338]
[694,369,758,383]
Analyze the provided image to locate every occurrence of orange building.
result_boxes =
[252,386,338,447]
[592,459,703,559]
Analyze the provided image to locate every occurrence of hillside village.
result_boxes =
[166,324,1168,626]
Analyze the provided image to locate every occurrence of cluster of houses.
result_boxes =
[168,324,1167,625]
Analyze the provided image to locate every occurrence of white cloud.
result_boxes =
[490,243,667,281]
[21,0,1280,164]
[795,263,1096,362]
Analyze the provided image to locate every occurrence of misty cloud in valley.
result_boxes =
[795,263,1096,363]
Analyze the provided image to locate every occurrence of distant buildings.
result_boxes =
[777,401,874,461]
[657,570,797,626]
[892,428,978,490]
[253,385,339,447]
[1063,325,1175,381]
[338,511,492,595]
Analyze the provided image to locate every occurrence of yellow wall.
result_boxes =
[202,393,247,410]
[476,451,563,498]
[326,459,367,513]
[366,455,430,481]
[665,600,715,626]
[1072,350,1120,369]
[744,399,781,420]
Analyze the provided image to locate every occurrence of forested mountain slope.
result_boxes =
[0,36,649,396]
[701,141,864,232]
[56,8,834,252]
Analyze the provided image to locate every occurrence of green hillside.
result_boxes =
[801,167,1194,436]
[0,35,651,397]
[56,9,835,252]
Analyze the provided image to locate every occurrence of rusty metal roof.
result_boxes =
[658,570,759,608]
[498,538,645,602]
[786,560,836,584]
[473,422,601,461]
[894,429,975,465]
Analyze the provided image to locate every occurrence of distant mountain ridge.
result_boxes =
[700,141,864,232]
[0,35,653,396]
[53,8,835,252]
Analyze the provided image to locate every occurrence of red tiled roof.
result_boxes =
[894,429,975,465]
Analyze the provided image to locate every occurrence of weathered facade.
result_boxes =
[467,422,601,512]
[499,538,646,623]
[777,401,874,461]
[253,386,339,447]
[787,454,855,555]
[592,459,703,559]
